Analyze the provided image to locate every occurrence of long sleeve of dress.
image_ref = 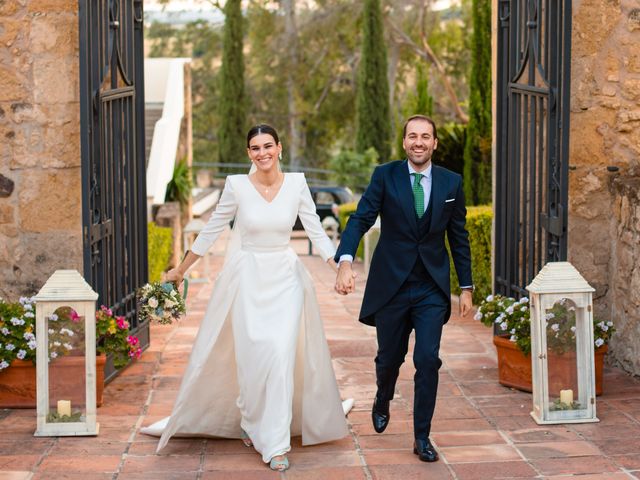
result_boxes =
[297,175,336,262]
[190,177,238,256]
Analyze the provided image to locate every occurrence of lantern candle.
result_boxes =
[560,389,573,406]
[57,400,71,417]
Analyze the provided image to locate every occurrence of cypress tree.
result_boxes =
[395,64,433,158]
[463,0,492,204]
[355,0,392,163]
[217,0,246,167]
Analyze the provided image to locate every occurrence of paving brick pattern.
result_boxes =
[2,237,640,479]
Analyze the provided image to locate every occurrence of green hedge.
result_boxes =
[337,202,364,259]
[147,222,173,283]
[449,205,492,304]
[339,202,492,304]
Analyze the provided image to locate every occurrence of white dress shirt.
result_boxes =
[409,162,432,213]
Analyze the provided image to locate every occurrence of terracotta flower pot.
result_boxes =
[0,354,106,408]
[493,335,607,395]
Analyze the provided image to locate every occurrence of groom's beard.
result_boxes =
[406,151,434,167]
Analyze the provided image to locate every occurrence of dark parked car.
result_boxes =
[293,186,354,231]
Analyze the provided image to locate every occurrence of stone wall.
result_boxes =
[569,0,640,374]
[0,0,82,299]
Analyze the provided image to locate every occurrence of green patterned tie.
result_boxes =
[411,173,424,218]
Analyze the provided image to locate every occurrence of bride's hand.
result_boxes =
[327,258,338,273]
[163,268,184,286]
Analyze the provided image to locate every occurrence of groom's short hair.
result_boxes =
[403,115,438,140]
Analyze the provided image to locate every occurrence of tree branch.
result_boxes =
[386,16,469,123]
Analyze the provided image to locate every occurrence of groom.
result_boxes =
[335,115,473,462]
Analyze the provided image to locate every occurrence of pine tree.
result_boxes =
[355,0,392,163]
[463,0,492,204]
[217,0,246,168]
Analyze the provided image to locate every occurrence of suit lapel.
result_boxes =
[391,160,418,233]
[429,166,446,233]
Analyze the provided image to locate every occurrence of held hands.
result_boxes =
[335,261,357,295]
[459,289,473,317]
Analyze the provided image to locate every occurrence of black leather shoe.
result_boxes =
[414,438,439,462]
[371,397,390,433]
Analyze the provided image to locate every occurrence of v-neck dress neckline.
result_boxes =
[246,173,288,204]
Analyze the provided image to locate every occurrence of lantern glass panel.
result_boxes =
[46,306,87,424]
[545,298,588,419]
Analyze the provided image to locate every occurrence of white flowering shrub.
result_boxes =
[475,294,614,356]
[0,296,38,370]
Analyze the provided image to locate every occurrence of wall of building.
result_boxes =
[569,0,640,374]
[0,0,83,299]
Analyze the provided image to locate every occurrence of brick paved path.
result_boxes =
[2,236,640,479]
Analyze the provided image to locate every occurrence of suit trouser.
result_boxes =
[374,274,448,440]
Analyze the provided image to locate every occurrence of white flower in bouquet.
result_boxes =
[137,282,186,325]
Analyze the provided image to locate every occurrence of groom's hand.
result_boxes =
[459,290,473,317]
[335,261,357,295]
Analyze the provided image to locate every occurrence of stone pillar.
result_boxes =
[568,0,640,374]
[0,0,82,298]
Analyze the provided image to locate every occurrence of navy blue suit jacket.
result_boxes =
[335,160,473,326]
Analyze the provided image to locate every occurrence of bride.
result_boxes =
[141,124,351,471]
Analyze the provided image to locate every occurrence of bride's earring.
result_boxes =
[278,152,283,161]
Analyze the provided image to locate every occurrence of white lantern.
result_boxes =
[33,270,99,436]
[526,262,598,424]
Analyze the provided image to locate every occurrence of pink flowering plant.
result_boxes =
[475,295,614,356]
[137,282,186,325]
[95,305,141,368]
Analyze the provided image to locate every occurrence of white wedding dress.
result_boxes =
[141,173,349,462]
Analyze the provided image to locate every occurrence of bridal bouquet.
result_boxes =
[137,282,186,325]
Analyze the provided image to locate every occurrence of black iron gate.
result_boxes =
[494,0,572,298]
[79,0,149,376]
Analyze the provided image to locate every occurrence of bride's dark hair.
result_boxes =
[246,124,280,147]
